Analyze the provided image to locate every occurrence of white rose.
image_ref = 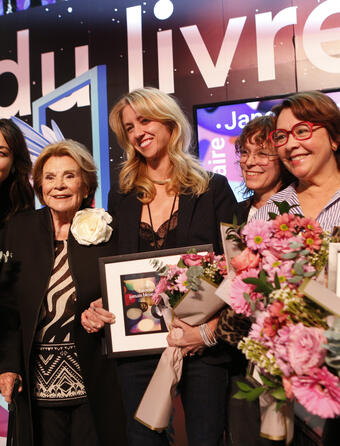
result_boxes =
[71,208,113,246]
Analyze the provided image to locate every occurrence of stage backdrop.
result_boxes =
[0,0,340,443]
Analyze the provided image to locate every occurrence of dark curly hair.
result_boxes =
[0,119,34,226]
[234,115,296,199]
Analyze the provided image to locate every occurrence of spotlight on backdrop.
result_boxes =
[153,0,174,20]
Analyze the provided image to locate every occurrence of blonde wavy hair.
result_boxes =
[109,87,210,202]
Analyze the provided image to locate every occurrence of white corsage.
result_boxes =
[71,208,113,246]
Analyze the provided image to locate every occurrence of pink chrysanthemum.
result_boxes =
[175,271,189,293]
[242,220,273,252]
[291,367,340,418]
[299,217,323,235]
[262,258,294,286]
[272,213,296,238]
[230,268,262,316]
[302,231,323,252]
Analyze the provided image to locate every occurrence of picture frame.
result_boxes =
[99,244,212,357]
[327,242,340,294]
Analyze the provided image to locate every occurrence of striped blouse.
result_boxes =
[252,184,340,232]
[31,240,87,406]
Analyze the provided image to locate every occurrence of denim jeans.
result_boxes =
[117,354,228,446]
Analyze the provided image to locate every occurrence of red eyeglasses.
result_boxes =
[269,121,323,148]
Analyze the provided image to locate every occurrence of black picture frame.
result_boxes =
[99,244,212,357]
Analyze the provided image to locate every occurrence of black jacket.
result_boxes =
[108,173,239,364]
[0,207,127,446]
[108,173,237,255]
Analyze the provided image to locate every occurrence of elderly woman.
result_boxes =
[0,140,126,446]
[0,118,34,228]
[253,91,340,446]
[82,87,238,446]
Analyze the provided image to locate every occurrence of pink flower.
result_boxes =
[263,317,281,338]
[152,276,167,304]
[242,220,273,253]
[181,253,202,266]
[217,259,228,276]
[268,236,300,259]
[263,258,294,286]
[288,323,327,375]
[272,213,296,238]
[282,376,294,400]
[230,268,263,316]
[230,248,261,273]
[302,231,322,252]
[299,217,323,235]
[269,301,286,322]
[291,367,340,418]
[175,271,189,293]
[263,301,288,338]
[202,252,216,263]
[273,326,294,377]
[166,265,183,281]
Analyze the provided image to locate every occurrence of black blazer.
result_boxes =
[108,173,239,364]
[0,207,127,446]
[108,173,237,255]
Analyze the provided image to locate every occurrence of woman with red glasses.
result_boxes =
[253,91,340,445]
[254,91,340,233]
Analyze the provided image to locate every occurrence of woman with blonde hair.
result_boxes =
[82,87,238,446]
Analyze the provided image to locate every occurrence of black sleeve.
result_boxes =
[211,173,238,225]
[0,226,21,374]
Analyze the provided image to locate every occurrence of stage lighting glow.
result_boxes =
[153,0,174,20]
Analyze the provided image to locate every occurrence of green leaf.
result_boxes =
[273,200,300,215]
[300,249,311,257]
[274,273,281,289]
[243,277,262,286]
[268,212,279,220]
[233,391,250,400]
[288,276,303,284]
[243,292,251,303]
[245,387,266,402]
[259,374,277,388]
[282,252,298,259]
[304,271,316,278]
[270,387,287,401]
[236,381,253,392]
[293,261,305,276]
[177,258,186,268]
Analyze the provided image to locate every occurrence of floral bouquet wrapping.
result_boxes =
[217,203,340,444]
[135,251,227,431]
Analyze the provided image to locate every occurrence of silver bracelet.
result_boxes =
[199,323,218,347]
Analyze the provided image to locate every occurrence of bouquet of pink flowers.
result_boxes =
[135,250,227,431]
[151,250,227,324]
[222,203,340,423]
